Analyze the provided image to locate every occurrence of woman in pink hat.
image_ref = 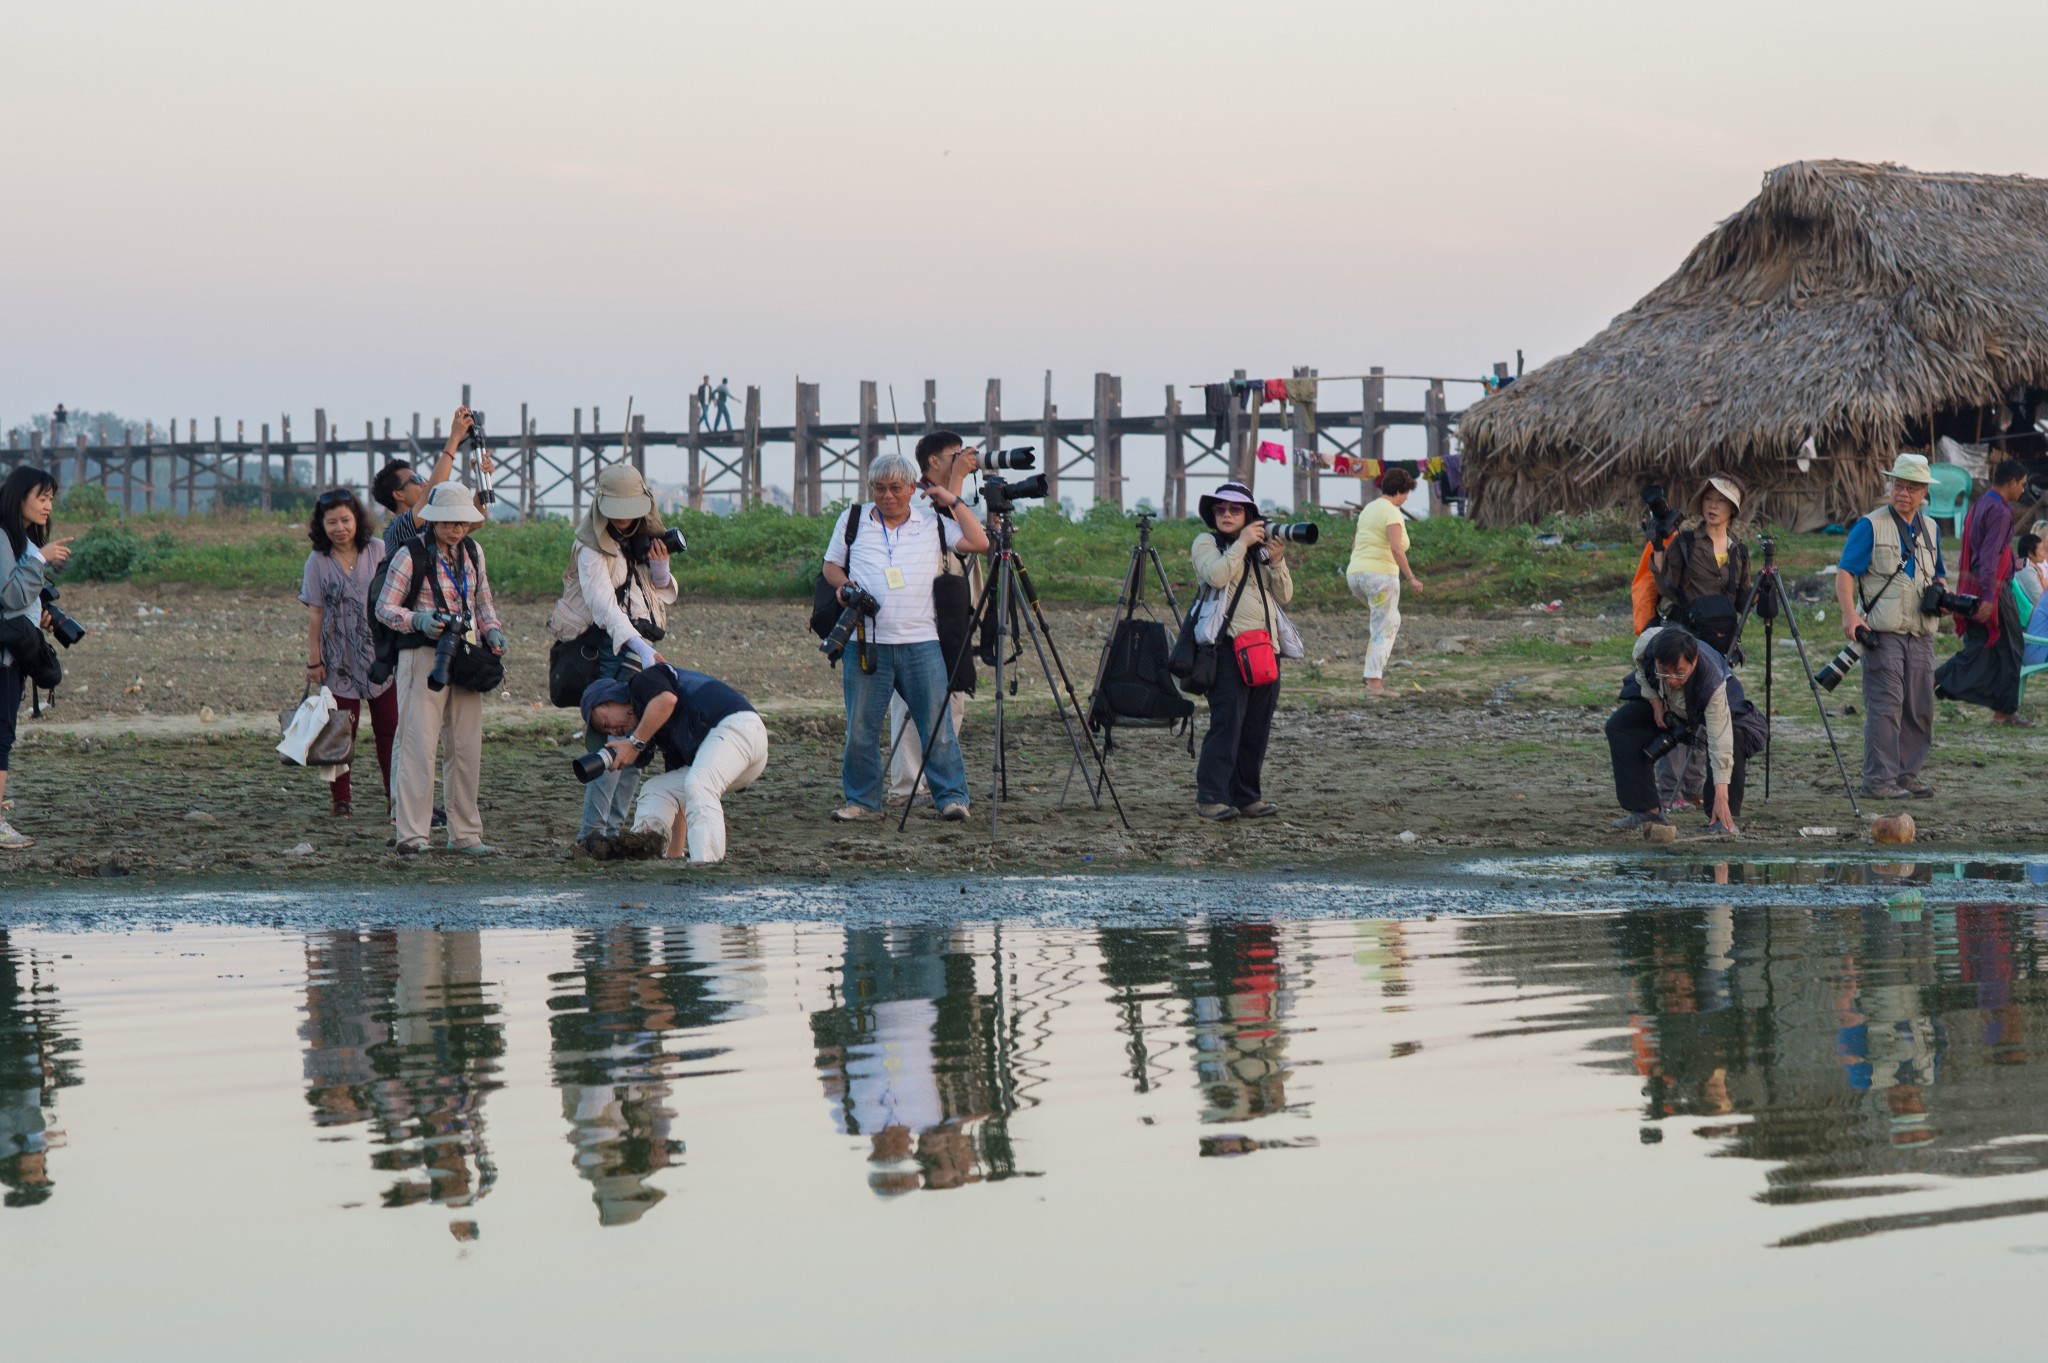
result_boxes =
[1190,482,1294,821]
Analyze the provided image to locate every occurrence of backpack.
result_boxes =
[1091,618,1193,735]
[809,504,863,638]
[365,534,481,683]
[1630,536,1667,635]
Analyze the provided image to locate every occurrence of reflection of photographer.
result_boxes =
[1607,625,1767,835]
[819,451,989,821]
[373,483,507,854]
[1646,473,1752,812]
[0,467,80,850]
[1833,455,1946,800]
[548,466,681,856]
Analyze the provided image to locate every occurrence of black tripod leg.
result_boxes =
[1763,615,1774,801]
[1012,579,1133,828]
[1772,587,1863,819]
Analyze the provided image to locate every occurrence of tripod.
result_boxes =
[901,504,1131,836]
[1083,512,1183,744]
[1728,535,1862,817]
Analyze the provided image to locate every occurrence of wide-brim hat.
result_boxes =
[594,464,655,520]
[1884,453,1934,485]
[1692,474,1746,514]
[1197,481,1262,530]
[418,482,484,523]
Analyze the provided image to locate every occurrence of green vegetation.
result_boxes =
[48,500,1862,611]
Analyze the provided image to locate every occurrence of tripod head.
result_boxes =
[1755,534,1779,620]
[1133,511,1155,548]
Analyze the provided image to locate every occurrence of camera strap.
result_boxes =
[1856,511,1922,616]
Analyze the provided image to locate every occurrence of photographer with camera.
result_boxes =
[374,483,506,854]
[885,430,987,805]
[548,465,681,854]
[576,665,766,863]
[1191,482,1297,821]
[1606,624,1767,835]
[1345,467,1424,697]
[371,406,493,554]
[820,450,988,822]
[1646,473,1752,811]
[1935,459,2032,727]
[0,467,76,850]
[1835,455,1947,799]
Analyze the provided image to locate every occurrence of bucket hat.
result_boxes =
[417,482,484,523]
[1692,473,1746,515]
[1884,453,1934,485]
[1197,481,1262,530]
[594,464,655,520]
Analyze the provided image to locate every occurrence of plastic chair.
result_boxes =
[1926,463,1972,534]
[2014,578,2048,710]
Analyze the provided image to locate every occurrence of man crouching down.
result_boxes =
[1606,625,1768,836]
[580,666,768,863]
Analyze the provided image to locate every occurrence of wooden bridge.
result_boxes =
[8,365,1504,521]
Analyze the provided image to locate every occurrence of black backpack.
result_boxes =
[809,504,863,638]
[365,534,482,683]
[1089,616,1194,754]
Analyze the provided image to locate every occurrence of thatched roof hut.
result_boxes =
[1461,159,2048,529]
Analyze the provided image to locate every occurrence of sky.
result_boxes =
[6,0,2046,449]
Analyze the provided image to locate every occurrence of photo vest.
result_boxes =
[1857,508,1940,638]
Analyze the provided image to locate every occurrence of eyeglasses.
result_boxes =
[315,489,354,510]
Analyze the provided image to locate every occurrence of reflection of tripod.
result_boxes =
[901,509,1131,836]
[1084,512,1182,746]
[1729,535,1861,817]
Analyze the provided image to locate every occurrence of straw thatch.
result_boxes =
[1461,159,2048,529]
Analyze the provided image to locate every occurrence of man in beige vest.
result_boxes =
[1834,454,1948,799]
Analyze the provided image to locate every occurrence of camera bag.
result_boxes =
[548,626,609,707]
[810,504,865,639]
[419,557,505,694]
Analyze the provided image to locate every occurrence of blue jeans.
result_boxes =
[841,641,968,812]
[579,649,642,839]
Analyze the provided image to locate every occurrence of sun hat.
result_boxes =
[1197,480,1263,530]
[417,482,484,523]
[594,464,655,520]
[1884,453,1934,485]
[1692,473,1746,514]
[579,677,633,729]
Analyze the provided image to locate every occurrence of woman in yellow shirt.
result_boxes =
[1345,467,1424,695]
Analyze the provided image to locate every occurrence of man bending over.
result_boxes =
[581,666,768,863]
[1606,624,1768,836]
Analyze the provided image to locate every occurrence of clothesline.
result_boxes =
[1179,373,1491,388]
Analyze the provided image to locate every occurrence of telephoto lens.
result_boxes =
[426,613,468,692]
[39,587,85,647]
[1642,718,1691,761]
[571,748,617,784]
[657,527,686,555]
[1814,630,1872,692]
[820,586,881,663]
[1267,522,1320,546]
[985,447,1037,471]
[1919,585,1981,617]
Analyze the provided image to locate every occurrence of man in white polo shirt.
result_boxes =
[820,450,990,820]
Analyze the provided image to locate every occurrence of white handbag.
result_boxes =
[276,686,339,766]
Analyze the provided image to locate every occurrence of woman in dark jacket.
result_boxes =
[1649,472,1751,811]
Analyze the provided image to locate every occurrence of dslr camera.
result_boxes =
[426,610,473,692]
[1257,521,1319,562]
[1642,715,1693,761]
[982,446,1036,471]
[1920,584,1981,617]
[981,471,1049,517]
[571,743,639,784]
[1814,624,1875,692]
[821,583,882,663]
[624,526,687,561]
[40,585,85,648]
[1639,483,1683,542]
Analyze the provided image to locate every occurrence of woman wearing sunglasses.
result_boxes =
[301,488,394,816]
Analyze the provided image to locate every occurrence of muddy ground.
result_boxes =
[2,583,2042,884]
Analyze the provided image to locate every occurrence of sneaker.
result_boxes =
[1898,775,1935,799]
[1198,803,1240,822]
[938,803,970,822]
[609,828,667,859]
[0,820,32,850]
[1661,797,1696,814]
[331,800,353,818]
[1611,811,1672,832]
[1861,783,1912,800]
[395,838,432,855]
[1238,801,1280,818]
[831,804,878,822]
[457,843,498,856]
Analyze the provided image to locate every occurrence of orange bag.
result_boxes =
[1630,537,1668,634]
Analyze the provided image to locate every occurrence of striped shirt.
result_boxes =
[374,538,503,639]
[823,503,965,645]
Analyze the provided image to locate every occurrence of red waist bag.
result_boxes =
[1233,629,1279,687]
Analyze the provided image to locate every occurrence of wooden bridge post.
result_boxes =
[73,431,86,491]
[313,408,328,495]
[922,380,937,435]
[210,416,224,512]
[1163,384,1185,519]
[742,386,761,507]
[631,413,646,478]
[571,408,584,521]
[687,394,704,511]
[858,380,879,487]
[793,381,821,516]
[362,421,374,492]
[122,423,135,514]
[983,379,1002,464]
[518,403,533,521]
[1229,368,1250,484]
[1092,373,1123,511]
[1290,365,1315,514]
[1426,378,1449,471]
[1365,367,1386,471]
[1040,371,1058,510]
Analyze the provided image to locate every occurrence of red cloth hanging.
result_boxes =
[1263,378,1288,402]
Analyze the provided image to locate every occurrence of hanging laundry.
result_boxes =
[1283,377,1317,436]
[1332,454,1354,476]
[1257,440,1287,464]
[1362,457,1381,480]
[1263,377,1288,403]
[1203,384,1232,451]
[1425,455,1445,479]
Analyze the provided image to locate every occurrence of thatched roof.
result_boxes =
[1462,159,2048,527]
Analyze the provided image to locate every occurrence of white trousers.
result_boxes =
[392,647,482,847]
[631,711,769,863]
[1348,571,1403,679]
[888,691,966,801]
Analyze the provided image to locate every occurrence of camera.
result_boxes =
[571,745,632,784]
[1642,716,1693,761]
[1920,585,1981,617]
[40,586,84,648]
[821,584,882,663]
[981,471,1050,517]
[464,410,486,449]
[624,526,686,560]
[1640,482,1682,541]
[1266,522,1320,546]
[983,447,1037,471]
[1814,625,1874,692]
[426,611,472,692]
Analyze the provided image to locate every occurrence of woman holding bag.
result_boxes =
[1190,481,1294,822]
[300,489,393,817]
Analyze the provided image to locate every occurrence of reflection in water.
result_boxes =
[1098,924,1302,1124]
[299,930,505,1209]
[546,926,738,1226]
[0,931,81,1208]
[810,929,1023,1195]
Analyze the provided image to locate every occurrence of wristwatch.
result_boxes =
[627,736,647,751]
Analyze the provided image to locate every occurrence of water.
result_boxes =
[9,888,2048,1359]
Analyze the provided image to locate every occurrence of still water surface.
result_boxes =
[8,898,2048,1359]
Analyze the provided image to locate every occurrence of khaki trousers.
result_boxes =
[1861,631,1934,790]
[393,646,484,847]
[631,711,769,863]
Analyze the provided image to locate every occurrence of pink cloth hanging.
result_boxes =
[1256,440,1287,464]
[1263,378,1288,402]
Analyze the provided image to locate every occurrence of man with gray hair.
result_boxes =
[1835,454,1948,799]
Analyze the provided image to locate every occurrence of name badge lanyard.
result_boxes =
[444,552,478,643]
[880,515,907,591]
